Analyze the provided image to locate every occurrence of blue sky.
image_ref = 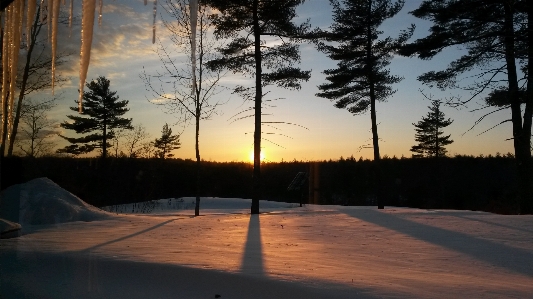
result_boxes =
[37,0,516,161]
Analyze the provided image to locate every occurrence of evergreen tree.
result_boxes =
[204,0,311,214]
[410,100,453,158]
[57,76,132,158]
[316,0,413,209]
[400,0,533,213]
[152,123,181,159]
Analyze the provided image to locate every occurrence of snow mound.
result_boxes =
[0,218,21,239]
[0,177,110,226]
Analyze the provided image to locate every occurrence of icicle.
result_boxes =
[26,0,36,50]
[152,0,157,44]
[1,6,11,135]
[8,0,24,140]
[47,0,52,43]
[40,0,44,22]
[69,0,73,37]
[190,0,198,95]
[79,0,96,113]
[51,0,60,94]
[98,0,102,26]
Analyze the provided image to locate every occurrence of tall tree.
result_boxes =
[205,0,311,214]
[57,76,132,158]
[400,0,533,213]
[410,100,454,158]
[141,0,226,216]
[316,0,413,209]
[152,123,181,159]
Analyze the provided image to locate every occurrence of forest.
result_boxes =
[1,154,521,214]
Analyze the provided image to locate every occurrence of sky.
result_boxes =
[31,0,518,162]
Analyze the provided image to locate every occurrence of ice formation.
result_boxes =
[51,0,60,93]
[78,0,96,112]
[152,0,157,43]
[26,0,36,49]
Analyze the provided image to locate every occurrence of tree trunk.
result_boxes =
[251,0,261,214]
[521,1,533,214]
[102,118,107,159]
[366,0,383,209]
[1,91,10,158]
[195,111,201,216]
[504,3,532,214]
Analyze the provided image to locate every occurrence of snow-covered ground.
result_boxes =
[1,178,533,298]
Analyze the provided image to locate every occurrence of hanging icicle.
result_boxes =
[51,0,60,94]
[152,0,157,44]
[39,0,44,22]
[26,0,36,49]
[190,0,198,96]
[98,0,103,25]
[1,5,11,140]
[69,0,73,37]
[79,0,96,113]
[47,0,52,42]
[6,0,24,141]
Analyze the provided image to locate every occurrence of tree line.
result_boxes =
[2,0,532,214]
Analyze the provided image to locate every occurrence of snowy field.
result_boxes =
[1,178,533,298]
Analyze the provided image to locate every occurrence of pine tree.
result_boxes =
[410,100,453,158]
[401,0,533,213]
[204,0,311,214]
[316,0,413,209]
[152,123,181,159]
[57,76,132,158]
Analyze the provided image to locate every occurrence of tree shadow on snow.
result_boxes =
[343,209,533,277]
[78,218,180,253]
[240,214,264,276]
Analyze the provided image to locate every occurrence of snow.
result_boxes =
[1,179,533,298]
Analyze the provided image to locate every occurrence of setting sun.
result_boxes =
[249,150,265,163]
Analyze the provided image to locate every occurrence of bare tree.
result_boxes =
[141,0,226,216]
[124,124,151,158]
[14,98,58,157]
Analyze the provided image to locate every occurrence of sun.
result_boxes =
[249,150,265,163]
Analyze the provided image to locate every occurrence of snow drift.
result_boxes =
[0,177,110,228]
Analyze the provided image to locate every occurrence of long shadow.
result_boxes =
[344,209,533,277]
[452,214,533,234]
[79,218,179,253]
[239,214,264,276]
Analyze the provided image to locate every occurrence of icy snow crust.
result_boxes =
[1,179,533,298]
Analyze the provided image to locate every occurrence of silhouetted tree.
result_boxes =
[141,0,226,216]
[411,100,453,158]
[205,0,311,214]
[316,0,413,209]
[14,98,59,157]
[400,0,533,213]
[153,123,181,159]
[57,76,132,158]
